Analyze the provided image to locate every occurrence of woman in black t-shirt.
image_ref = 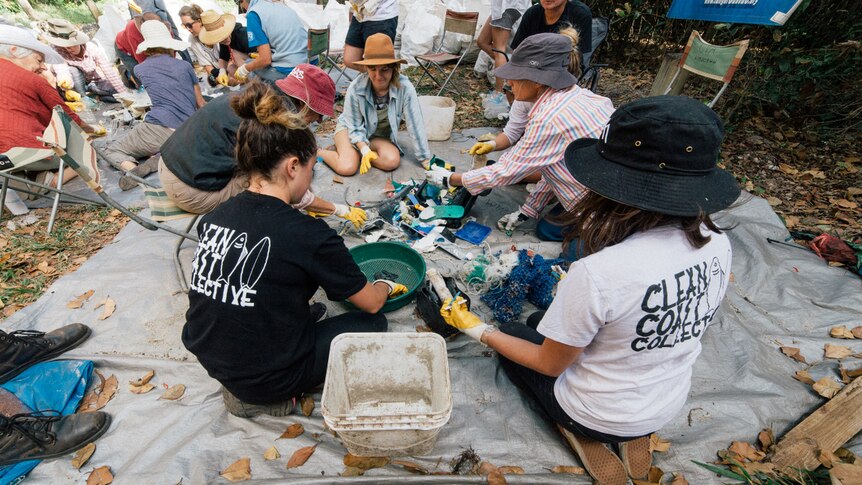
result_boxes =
[182,82,405,419]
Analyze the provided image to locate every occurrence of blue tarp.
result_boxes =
[667,0,803,26]
[0,360,93,485]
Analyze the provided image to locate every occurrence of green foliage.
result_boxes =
[692,460,832,485]
[587,0,862,132]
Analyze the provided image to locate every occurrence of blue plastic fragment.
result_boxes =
[455,221,492,245]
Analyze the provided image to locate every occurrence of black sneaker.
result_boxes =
[309,302,328,323]
[221,388,295,419]
[0,324,92,384]
[0,411,111,466]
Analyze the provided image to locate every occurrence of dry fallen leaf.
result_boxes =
[129,383,155,394]
[549,466,585,474]
[86,465,113,485]
[278,423,304,439]
[813,377,843,399]
[343,453,389,471]
[497,466,524,474]
[129,370,155,387]
[794,370,816,384]
[300,395,314,417]
[846,366,862,378]
[758,429,775,450]
[778,163,799,175]
[332,175,344,184]
[94,297,115,320]
[340,466,363,477]
[286,445,316,469]
[220,457,251,482]
[67,289,95,309]
[840,366,852,384]
[487,469,507,485]
[648,466,664,482]
[834,199,859,209]
[825,344,854,359]
[766,196,782,206]
[95,375,118,410]
[649,434,671,453]
[831,326,856,339]
[476,461,497,476]
[670,472,689,485]
[159,384,186,401]
[264,446,280,461]
[71,442,96,469]
[780,346,808,363]
[728,441,766,462]
[852,327,862,340]
[391,459,428,474]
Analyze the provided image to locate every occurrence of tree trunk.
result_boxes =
[16,0,39,20]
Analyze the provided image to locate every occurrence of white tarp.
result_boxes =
[10,125,862,483]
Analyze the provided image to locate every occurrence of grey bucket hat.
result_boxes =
[493,32,577,90]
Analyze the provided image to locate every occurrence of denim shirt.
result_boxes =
[338,73,432,161]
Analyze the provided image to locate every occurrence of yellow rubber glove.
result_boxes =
[441,296,490,341]
[234,64,249,82]
[65,90,82,102]
[249,52,259,59]
[58,78,74,90]
[216,71,230,87]
[374,279,408,299]
[359,146,377,175]
[128,0,143,13]
[91,125,107,137]
[65,101,85,112]
[468,140,496,155]
[333,204,367,228]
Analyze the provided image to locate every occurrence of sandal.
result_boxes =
[618,436,652,480]
[557,424,628,485]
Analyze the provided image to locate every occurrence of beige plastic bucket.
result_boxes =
[418,96,456,141]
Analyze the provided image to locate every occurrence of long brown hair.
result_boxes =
[231,81,316,182]
[555,191,723,256]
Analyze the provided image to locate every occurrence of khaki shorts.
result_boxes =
[158,157,247,215]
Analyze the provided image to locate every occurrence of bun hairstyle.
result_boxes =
[232,81,317,181]
[178,4,203,21]
[557,26,582,79]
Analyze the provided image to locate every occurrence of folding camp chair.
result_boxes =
[663,30,750,108]
[1,115,106,233]
[579,16,610,93]
[307,26,354,86]
[5,106,199,290]
[414,10,480,96]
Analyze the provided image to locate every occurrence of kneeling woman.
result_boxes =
[182,83,404,418]
[319,33,431,176]
[442,97,739,484]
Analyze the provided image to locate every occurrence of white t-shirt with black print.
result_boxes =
[537,225,732,437]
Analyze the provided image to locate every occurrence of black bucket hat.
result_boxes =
[564,95,740,216]
[493,32,577,90]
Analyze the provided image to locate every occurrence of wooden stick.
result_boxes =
[426,268,453,302]
[770,377,862,474]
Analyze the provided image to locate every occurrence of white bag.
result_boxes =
[399,0,445,65]
[324,0,350,52]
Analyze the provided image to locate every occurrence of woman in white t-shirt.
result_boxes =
[441,96,740,485]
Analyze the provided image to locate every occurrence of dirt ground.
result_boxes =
[2,63,859,320]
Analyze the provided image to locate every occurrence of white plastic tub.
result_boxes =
[418,96,456,141]
[321,332,452,457]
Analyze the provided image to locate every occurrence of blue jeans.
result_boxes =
[535,204,583,261]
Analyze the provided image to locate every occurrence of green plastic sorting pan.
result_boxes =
[344,241,427,313]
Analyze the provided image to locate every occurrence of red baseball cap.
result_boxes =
[275,64,336,118]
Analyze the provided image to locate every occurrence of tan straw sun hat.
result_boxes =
[354,33,405,66]
[41,18,90,48]
[198,10,236,45]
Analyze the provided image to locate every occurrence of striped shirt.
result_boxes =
[52,42,128,95]
[461,85,614,218]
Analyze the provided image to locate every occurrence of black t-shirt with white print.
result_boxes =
[182,191,368,404]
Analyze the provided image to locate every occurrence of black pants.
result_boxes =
[499,311,645,444]
[296,311,387,393]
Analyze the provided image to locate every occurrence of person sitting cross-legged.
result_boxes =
[441,96,740,485]
[318,33,430,176]
[181,82,403,418]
